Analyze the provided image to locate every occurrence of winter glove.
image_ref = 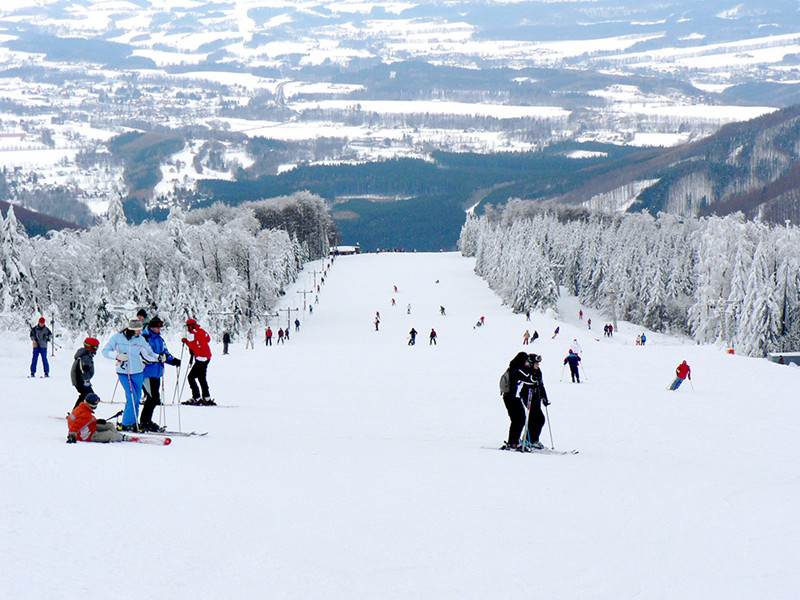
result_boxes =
[542,398,550,406]
[97,419,106,425]
[66,432,77,444]
[170,358,181,367]
[181,338,188,344]
[158,353,168,363]
[116,353,129,362]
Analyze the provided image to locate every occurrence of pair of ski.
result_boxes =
[499,390,578,455]
[494,444,578,456]
[118,429,208,445]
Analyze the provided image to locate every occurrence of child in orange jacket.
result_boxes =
[67,393,121,443]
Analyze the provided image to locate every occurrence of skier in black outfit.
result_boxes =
[521,353,549,449]
[408,328,417,345]
[500,352,533,449]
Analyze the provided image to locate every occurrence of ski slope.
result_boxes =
[2,252,799,599]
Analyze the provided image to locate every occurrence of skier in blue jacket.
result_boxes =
[102,319,160,431]
[139,316,181,432]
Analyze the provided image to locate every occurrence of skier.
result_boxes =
[284,326,290,341]
[408,328,418,345]
[407,303,412,314]
[391,298,396,306]
[480,316,485,326]
[102,319,160,430]
[393,285,398,293]
[71,337,99,408]
[579,309,583,320]
[523,330,530,345]
[375,317,380,331]
[440,306,446,316]
[636,334,641,346]
[525,310,530,321]
[531,330,539,343]
[552,326,560,339]
[295,318,300,332]
[429,328,437,345]
[563,350,581,383]
[265,327,273,346]
[277,327,285,343]
[587,318,592,330]
[66,393,122,443]
[246,327,254,349]
[569,338,582,356]
[608,324,614,337]
[222,331,231,355]
[140,317,180,431]
[499,352,533,450]
[521,353,550,449]
[30,317,52,377]
[182,318,214,405]
[640,333,646,346]
[309,305,313,315]
[669,360,691,390]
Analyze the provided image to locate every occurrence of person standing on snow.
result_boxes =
[500,352,534,450]
[408,328,417,345]
[102,319,160,431]
[521,354,550,449]
[182,318,214,405]
[139,317,181,431]
[569,338,582,356]
[563,350,581,383]
[66,393,122,443]
[30,317,52,377]
[277,327,285,343]
[222,331,231,355]
[265,326,273,346]
[246,327,254,349]
[429,328,437,345]
[669,360,691,390]
[71,337,99,408]
[523,330,530,345]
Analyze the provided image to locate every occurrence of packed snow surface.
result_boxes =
[2,252,799,599]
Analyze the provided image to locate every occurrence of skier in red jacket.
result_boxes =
[669,360,691,390]
[182,318,214,405]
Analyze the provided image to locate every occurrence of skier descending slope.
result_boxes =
[102,320,160,431]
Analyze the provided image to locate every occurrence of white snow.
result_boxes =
[2,252,799,598]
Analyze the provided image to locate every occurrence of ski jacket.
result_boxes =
[675,362,691,380]
[102,332,160,375]
[184,327,212,360]
[564,352,581,370]
[266,328,272,339]
[142,328,177,378]
[520,367,548,404]
[67,403,97,441]
[30,324,52,348]
[70,347,95,387]
[569,340,582,355]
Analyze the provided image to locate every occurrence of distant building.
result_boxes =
[332,245,360,255]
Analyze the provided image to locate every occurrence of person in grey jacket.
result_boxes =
[71,337,99,408]
[30,317,52,377]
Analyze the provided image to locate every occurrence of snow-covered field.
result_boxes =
[2,252,799,599]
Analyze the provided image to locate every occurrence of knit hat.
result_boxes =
[136,308,147,319]
[84,393,100,408]
[84,337,100,352]
[186,318,198,329]
[38,317,45,324]
[128,319,144,331]
[148,316,164,328]
[528,353,542,364]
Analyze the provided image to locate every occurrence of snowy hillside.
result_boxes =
[2,252,799,599]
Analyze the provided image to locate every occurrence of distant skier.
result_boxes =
[277,328,285,344]
[102,319,160,430]
[531,330,539,343]
[563,350,581,383]
[440,306,446,316]
[394,285,398,293]
[246,327,254,349]
[579,309,583,320]
[391,298,396,306]
[408,328,417,345]
[30,317,52,377]
[181,318,214,405]
[525,310,530,321]
[140,317,180,431]
[569,338,582,356]
[265,327,273,346]
[222,331,231,355]
[71,337,99,408]
[66,393,122,443]
[480,316,485,325]
[587,318,591,330]
[407,303,412,314]
[640,333,646,346]
[375,317,380,331]
[429,328,437,345]
[552,326,560,339]
[284,326,290,341]
[669,360,691,390]
[295,318,300,332]
[636,334,641,346]
[523,330,530,345]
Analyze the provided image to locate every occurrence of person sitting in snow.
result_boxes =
[67,393,122,443]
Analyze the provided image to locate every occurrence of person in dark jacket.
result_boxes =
[71,337,99,408]
[563,350,581,383]
[521,354,549,449]
[222,331,231,355]
[30,317,52,377]
[140,317,181,431]
[408,328,417,345]
[501,352,533,449]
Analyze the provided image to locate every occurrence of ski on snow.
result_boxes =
[138,430,208,437]
[121,434,172,445]
[484,445,579,455]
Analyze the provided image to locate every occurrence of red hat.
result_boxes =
[186,318,198,328]
[38,317,45,324]
[84,337,100,352]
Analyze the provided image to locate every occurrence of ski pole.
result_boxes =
[109,377,120,404]
[560,363,565,382]
[689,379,694,391]
[519,390,533,450]
[170,344,185,405]
[544,402,554,450]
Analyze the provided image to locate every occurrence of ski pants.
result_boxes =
[141,377,162,424]
[266,337,272,346]
[31,347,49,375]
[91,422,122,443]
[502,392,526,446]
[119,372,144,427]
[669,377,685,390]
[73,382,94,409]
[570,366,580,383]
[188,358,210,400]
[525,401,546,445]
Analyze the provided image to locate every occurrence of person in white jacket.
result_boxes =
[569,338,583,356]
[102,319,161,431]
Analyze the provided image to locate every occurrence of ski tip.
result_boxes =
[164,437,172,445]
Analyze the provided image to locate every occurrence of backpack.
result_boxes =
[499,369,511,395]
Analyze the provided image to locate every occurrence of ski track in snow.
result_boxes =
[2,252,799,599]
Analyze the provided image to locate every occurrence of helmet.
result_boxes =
[38,317,46,324]
[84,337,100,352]
[528,353,542,364]
[186,318,198,329]
[84,393,100,408]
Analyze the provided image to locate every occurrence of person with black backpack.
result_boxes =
[499,352,533,450]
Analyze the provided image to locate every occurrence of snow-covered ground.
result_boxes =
[2,252,799,599]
